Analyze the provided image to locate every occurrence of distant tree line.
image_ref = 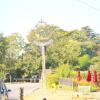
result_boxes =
[0,24,100,81]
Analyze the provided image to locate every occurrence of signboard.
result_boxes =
[78,86,90,93]
[59,78,72,86]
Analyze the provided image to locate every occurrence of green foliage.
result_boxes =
[90,85,98,92]
[46,73,59,88]
[0,33,8,64]
[78,54,90,70]
[14,68,24,78]
[81,26,98,40]
[79,54,90,65]
[22,44,41,77]
[27,24,98,72]
[70,71,77,79]
[56,64,71,77]
[0,24,99,80]
[65,39,81,64]
[5,33,25,69]
[27,24,56,42]
[0,64,9,79]
[73,65,80,70]
[79,80,91,86]
[91,56,100,64]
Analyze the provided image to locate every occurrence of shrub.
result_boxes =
[70,71,77,79]
[46,73,59,88]
[91,85,98,92]
[79,80,91,86]
[56,64,71,77]
[91,84,100,92]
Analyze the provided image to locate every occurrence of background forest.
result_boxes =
[0,24,100,81]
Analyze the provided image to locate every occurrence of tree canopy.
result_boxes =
[0,24,100,80]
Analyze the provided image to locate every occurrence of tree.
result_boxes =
[27,24,98,71]
[81,26,98,39]
[65,39,81,64]
[0,33,8,78]
[15,43,41,77]
[78,54,90,70]
[27,24,57,42]
[0,64,9,78]
[5,33,25,78]
[0,33,8,64]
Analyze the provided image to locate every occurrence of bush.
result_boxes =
[79,80,91,86]
[91,86,97,92]
[56,64,71,77]
[90,84,100,92]
[46,73,59,88]
[70,71,77,79]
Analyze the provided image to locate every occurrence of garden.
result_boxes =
[0,22,100,87]
[46,63,100,92]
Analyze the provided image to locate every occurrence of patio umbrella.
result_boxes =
[77,70,81,81]
[93,70,97,83]
[86,69,91,81]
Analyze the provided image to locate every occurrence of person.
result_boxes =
[76,70,81,81]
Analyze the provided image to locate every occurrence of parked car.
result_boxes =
[0,78,11,100]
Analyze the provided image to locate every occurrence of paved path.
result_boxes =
[24,89,73,100]
[5,83,100,100]
[6,83,40,100]
[24,89,100,100]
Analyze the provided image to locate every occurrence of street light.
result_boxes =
[33,20,53,100]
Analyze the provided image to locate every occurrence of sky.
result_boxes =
[0,0,100,38]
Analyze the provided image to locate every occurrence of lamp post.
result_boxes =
[33,21,53,100]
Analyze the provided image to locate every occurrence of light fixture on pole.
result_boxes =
[33,20,53,100]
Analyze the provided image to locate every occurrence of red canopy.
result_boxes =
[77,70,81,81]
[93,70,97,83]
[86,69,91,81]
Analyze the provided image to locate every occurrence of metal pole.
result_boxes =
[41,46,47,100]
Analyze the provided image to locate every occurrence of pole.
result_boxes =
[20,87,24,100]
[33,39,52,100]
[10,74,12,83]
[41,46,47,100]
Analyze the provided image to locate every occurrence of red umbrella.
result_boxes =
[77,70,81,81]
[86,69,91,81]
[93,70,97,83]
